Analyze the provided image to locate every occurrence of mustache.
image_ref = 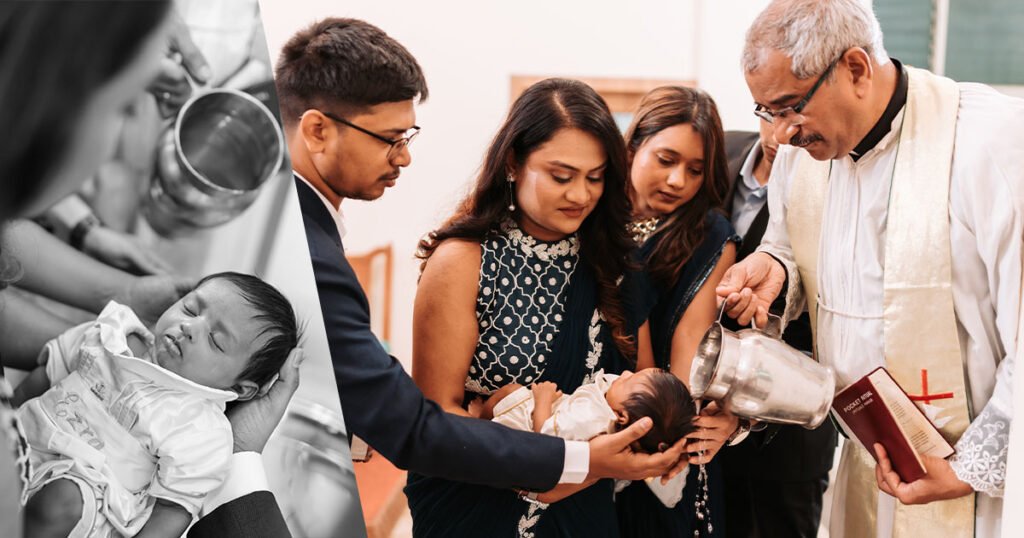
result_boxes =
[789,133,824,147]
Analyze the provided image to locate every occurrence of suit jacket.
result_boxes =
[718,132,836,481]
[295,177,565,491]
[721,131,814,352]
[188,491,289,538]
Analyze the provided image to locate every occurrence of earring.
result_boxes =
[506,174,516,212]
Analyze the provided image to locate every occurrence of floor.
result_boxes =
[389,511,413,538]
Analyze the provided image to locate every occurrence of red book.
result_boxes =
[831,367,955,483]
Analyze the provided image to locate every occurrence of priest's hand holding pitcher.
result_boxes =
[715,252,787,327]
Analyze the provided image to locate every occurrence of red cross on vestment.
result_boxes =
[906,368,954,405]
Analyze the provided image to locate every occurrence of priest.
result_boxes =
[716,1,1021,536]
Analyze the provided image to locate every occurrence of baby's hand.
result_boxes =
[531,381,562,402]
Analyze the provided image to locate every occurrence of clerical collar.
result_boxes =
[850,58,907,161]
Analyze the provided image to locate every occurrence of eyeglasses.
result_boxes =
[319,111,420,159]
[753,56,841,126]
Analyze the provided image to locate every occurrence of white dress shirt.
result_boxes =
[295,171,346,241]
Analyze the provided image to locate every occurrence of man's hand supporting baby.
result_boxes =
[589,418,688,483]
[227,348,305,453]
[526,418,688,504]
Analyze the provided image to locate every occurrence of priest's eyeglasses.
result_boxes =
[320,111,421,160]
[753,56,840,126]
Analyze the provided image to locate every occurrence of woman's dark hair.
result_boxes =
[0,0,171,224]
[617,370,697,453]
[624,86,730,287]
[417,78,636,358]
[196,272,302,388]
[274,17,428,126]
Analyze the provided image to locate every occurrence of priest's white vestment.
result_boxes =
[759,79,1022,538]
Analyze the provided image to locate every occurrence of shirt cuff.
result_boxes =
[200,452,269,517]
[558,440,590,484]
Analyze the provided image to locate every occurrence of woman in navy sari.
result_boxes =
[617,86,742,537]
[406,78,637,538]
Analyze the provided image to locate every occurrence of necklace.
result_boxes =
[627,216,661,244]
[502,219,578,260]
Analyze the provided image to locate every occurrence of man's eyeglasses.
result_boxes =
[320,111,420,159]
[753,56,841,126]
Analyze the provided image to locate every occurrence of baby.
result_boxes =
[13,272,299,538]
[484,368,696,507]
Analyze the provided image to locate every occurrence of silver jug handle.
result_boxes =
[175,53,206,94]
[751,312,784,339]
[718,301,784,338]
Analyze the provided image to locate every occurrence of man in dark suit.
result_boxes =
[718,124,838,538]
[275,17,685,495]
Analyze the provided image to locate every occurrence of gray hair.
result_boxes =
[742,0,890,79]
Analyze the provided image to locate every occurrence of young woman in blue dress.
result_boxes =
[408,78,642,538]
[618,86,743,538]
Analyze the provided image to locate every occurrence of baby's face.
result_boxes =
[605,368,658,414]
[153,279,268,393]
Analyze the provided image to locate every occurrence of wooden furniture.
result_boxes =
[346,244,394,343]
[345,244,407,538]
[353,455,409,538]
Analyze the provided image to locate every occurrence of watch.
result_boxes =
[36,194,94,243]
[69,213,101,251]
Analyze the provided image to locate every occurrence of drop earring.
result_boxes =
[506,174,516,212]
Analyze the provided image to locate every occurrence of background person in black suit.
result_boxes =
[276,17,688,494]
[717,123,837,538]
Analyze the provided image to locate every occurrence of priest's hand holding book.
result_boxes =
[872,443,973,504]
[833,367,974,504]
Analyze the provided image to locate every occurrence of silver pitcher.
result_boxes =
[690,305,834,428]
[262,399,366,538]
[143,88,284,237]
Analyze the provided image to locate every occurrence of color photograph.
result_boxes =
[260,1,1023,537]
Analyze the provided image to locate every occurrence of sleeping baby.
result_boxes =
[484,368,697,507]
[13,271,299,538]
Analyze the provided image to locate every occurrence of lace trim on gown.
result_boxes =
[949,403,1009,497]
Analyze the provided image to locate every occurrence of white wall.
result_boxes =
[259,0,770,369]
[260,178,342,412]
[697,1,773,130]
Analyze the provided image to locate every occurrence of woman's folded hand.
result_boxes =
[684,401,739,464]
